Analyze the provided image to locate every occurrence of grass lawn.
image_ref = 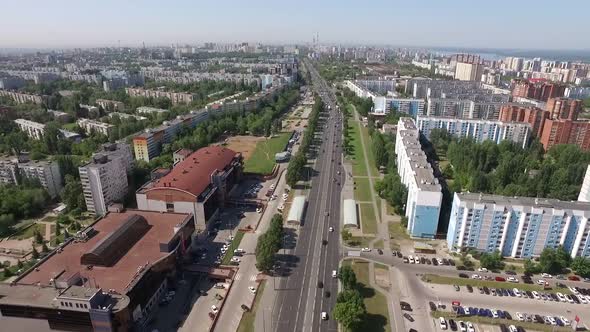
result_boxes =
[237,280,266,332]
[375,262,389,270]
[388,222,410,241]
[221,231,245,265]
[347,260,391,332]
[61,123,79,131]
[244,132,291,174]
[348,122,368,177]
[385,203,396,216]
[372,239,385,250]
[358,123,380,177]
[431,311,571,332]
[354,177,373,202]
[345,236,375,248]
[11,223,45,240]
[421,274,571,294]
[359,203,377,235]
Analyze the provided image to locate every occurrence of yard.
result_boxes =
[359,203,377,235]
[11,223,45,240]
[243,132,292,174]
[345,260,391,332]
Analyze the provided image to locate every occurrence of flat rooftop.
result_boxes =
[17,210,191,294]
[456,192,590,212]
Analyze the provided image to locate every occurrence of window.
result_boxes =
[166,202,174,211]
[83,304,88,309]
[76,303,80,308]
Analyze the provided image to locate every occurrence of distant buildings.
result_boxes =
[447,192,590,258]
[79,143,134,216]
[101,70,145,92]
[545,97,581,121]
[390,98,425,118]
[76,118,115,137]
[499,105,549,137]
[539,119,590,151]
[108,112,147,121]
[395,118,442,238]
[416,116,532,148]
[126,88,194,105]
[0,75,26,90]
[455,62,483,82]
[0,90,46,104]
[136,106,169,115]
[14,119,80,142]
[95,99,125,112]
[136,146,243,230]
[511,79,566,102]
[0,156,62,198]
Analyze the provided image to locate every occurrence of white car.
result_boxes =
[439,317,448,330]
[332,270,338,278]
[541,273,553,278]
[509,325,518,332]
[277,204,285,212]
[507,276,519,283]
[556,292,567,302]
[536,279,547,285]
[459,321,467,332]
[231,257,241,263]
[408,256,415,264]
[531,291,540,299]
[478,267,488,272]
[282,193,289,199]
[248,286,256,293]
[361,248,371,252]
[211,305,219,313]
[321,312,328,320]
[467,322,475,332]
[516,312,524,321]
[270,184,276,190]
[491,309,499,318]
[329,226,334,232]
[463,307,470,315]
[512,288,521,297]
[565,294,574,303]
[548,316,557,325]
[568,286,579,295]
[471,274,482,280]
[256,207,262,213]
[579,296,588,304]
[560,316,570,326]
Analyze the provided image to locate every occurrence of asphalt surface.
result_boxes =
[272,59,343,332]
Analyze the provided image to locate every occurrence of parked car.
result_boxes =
[403,313,414,322]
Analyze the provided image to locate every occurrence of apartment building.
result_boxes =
[511,79,566,102]
[0,90,46,104]
[76,118,115,137]
[0,157,62,198]
[499,105,549,137]
[14,119,45,139]
[108,112,147,121]
[390,98,425,118]
[395,118,442,238]
[0,76,26,90]
[454,62,483,81]
[136,106,169,115]
[447,192,590,258]
[126,88,194,105]
[79,143,133,216]
[95,99,125,112]
[417,116,531,148]
[545,97,582,120]
[539,119,590,151]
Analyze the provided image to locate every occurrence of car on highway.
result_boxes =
[332,270,337,278]
[211,305,219,314]
[400,301,412,311]
[377,249,383,255]
[329,226,334,232]
[321,312,328,320]
[241,304,250,312]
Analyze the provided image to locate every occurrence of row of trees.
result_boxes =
[286,96,323,187]
[524,246,590,277]
[333,265,367,331]
[429,128,590,201]
[0,184,50,235]
[255,214,284,272]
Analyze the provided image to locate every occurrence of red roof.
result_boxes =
[150,146,238,197]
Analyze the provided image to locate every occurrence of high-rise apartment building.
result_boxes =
[499,105,549,137]
[395,118,442,238]
[447,192,590,258]
[76,118,115,137]
[0,157,62,198]
[545,97,581,120]
[454,62,483,81]
[539,119,590,151]
[511,79,566,102]
[79,143,133,216]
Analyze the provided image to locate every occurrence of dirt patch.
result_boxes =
[374,265,390,289]
[224,135,265,160]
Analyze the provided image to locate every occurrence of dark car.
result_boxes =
[466,285,473,293]
[504,311,512,320]
[403,313,414,322]
[400,301,412,311]
[397,251,403,258]
[429,301,437,311]
[377,249,383,255]
[317,281,323,288]
[442,258,449,265]
[459,273,469,278]
[325,291,331,298]
[499,324,508,332]
[420,257,426,264]
[483,286,490,295]
[505,270,517,275]
[449,319,457,331]
[322,239,328,246]
[534,314,544,323]
[241,304,250,312]
[448,259,456,266]
[432,257,439,265]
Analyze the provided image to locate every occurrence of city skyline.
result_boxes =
[1,0,590,49]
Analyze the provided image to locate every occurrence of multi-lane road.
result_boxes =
[272,59,344,332]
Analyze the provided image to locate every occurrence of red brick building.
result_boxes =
[540,119,590,151]
[499,105,549,137]
[546,97,581,120]
[511,79,566,101]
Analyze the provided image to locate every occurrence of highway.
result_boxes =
[272,58,344,332]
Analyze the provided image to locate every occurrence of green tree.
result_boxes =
[571,257,590,278]
[479,251,505,270]
[16,260,23,269]
[41,243,49,253]
[31,247,39,259]
[341,229,352,242]
[539,247,570,274]
[61,175,86,211]
[332,289,366,330]
[34,229,44,244]
[524,259,541,275]
[338,265,357,290]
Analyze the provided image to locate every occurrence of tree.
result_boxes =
[41,243,49,253]
[571,257,590,278]
[16,260,23,269]
[6,132,27,156]
[61,175,86,212]
[539,247,570,274]
[332,289,366,330]
[31,247,39,259]
[3,268,13,278]
[34,229,44,244]
[341,229,352,242]
[524,259,541,275]
[338,265,357,290]
[479,250,505,270]
[55,221,61,236]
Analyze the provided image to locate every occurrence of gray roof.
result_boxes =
[455,192,590,212]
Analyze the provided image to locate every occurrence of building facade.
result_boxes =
[447,192,590,258]
[416,116,532,148]
[539,119,590,151]
[545,97,581,121]
[454,62,483,81]
[499,105,549,137]
[395,118,442,238]
[77,118,115,137]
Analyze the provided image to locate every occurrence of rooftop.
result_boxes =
[456,192,590,212]
[143,146,239,197]
[17,210,191,294]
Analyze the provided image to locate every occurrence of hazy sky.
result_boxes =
[1,0,589,49]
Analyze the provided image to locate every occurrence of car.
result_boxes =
[322,239,328,246]
[463,307,471,315]
[256,207,262,213]
[556,292,567,302]
[507,276,519,283]
[408,256,415,264]
[377,249,383,255]
[449,259,456,266]
[403,257,409,263]
[504,311,512,320]
[458,273,469,278]
[211,305,219,313]
[440,317,448,330]
[361,247,371,252]
[471,274,482,279]
[403,313,414,322]
[214,283,225,289]
[565,294,574,303]
[466,285,473,293]
[429,301,437,311]
[467,322,475,332]
[400,301,412,311]
[321,312,328,320]
[449,319,457,331]
[491,309,499,318]
[505,270,517,275]
[560,316,570,326]
[241,304,250,312]
[396,251,403,258]
[459,321,467,332]
[248,286,256,293]
[531,290,540,299]
[536,279,547,285]
[478,267,488,272]
[495,276,506,282]
[508,325,518,332]
[231,257,241,262]
[542,273,553,278]
[454,284,460,291]
[584,278,590,283]
[568,275,581,281]
[324,290,331,298]
[556,275,566,280]
[329,226,334,232]
[513,288,521,297]
[317,281,323,288]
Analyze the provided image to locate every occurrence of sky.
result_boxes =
[1,0,589,50]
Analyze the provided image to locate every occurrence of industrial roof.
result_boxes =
[343,199,358,228]
[287,196,306,224]
[147,146,238,197]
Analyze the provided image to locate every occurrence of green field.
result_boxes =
[354,177,373,202]
[359,203,377,235]
[422,274,571,294]
[373,239,385,249]
[345,236,375,248]
[244,133,292,174]
[348,122,368,177]
[12,223,45,240]
[358,123,379,177]
[221,231,246,265]
[236,280,266,332]
[431,311,572,332]
[388,222,410,241]
[346,260,391,332]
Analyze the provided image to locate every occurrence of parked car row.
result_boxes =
[401,255,456,266]
[245,183,263,198]
[455,283,590,305]
[514,312,571,326]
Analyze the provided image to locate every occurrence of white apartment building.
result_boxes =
[15,119,46,139]
[395,118,442,239]
[108,112,147,121]
[136,106,169,115]
[416,116,531,148]
[578,165,590,203]
[18,160,63,198]
[447,192,590,258]
[76,119,114,137]
[454,62,483,81]
[0,158,18,185]
[79,143,133,216]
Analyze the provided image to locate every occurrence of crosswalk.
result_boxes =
[234,273,257,281]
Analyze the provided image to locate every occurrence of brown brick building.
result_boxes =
[546,97,582,120]
[540,119,590,151]
[511,79,566,101]
[499,105,549,137]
